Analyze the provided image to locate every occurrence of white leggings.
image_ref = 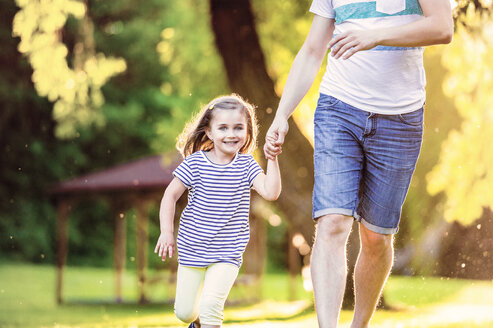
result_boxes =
[174,263,239,326]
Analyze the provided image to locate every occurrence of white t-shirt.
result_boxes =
[173,151,263,268]
[310,0,426,114]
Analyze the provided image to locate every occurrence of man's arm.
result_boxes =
[329,0,453,60]
[264,15,335,159]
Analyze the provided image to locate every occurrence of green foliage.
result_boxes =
[265,219,289,273]
[152,0,228,152]
[427,11,493,224]
[65,200,113,267]
[12,0,126,138]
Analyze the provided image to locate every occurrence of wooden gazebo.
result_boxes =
[50,153,181,304]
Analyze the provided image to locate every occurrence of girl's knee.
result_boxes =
[175,305,198,323]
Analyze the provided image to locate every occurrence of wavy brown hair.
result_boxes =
[176,94,258,157]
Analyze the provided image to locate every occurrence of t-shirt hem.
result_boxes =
[310,8,335,19]
[172,171,191,189]
[249,170,262,188]
[319,89,425,115]
[178,260,241,268]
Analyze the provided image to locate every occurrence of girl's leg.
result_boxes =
[174,265,206,324]
[198,263,239,328]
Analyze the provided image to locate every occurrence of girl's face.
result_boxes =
[206,109,248,158]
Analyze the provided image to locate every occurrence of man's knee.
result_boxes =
[360,225,393,256]
[315,214,353,245]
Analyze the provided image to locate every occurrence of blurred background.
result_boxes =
[1,0,493,327]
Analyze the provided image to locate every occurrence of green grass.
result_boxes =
[1,263,493,327]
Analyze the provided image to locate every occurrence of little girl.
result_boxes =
[154,94,281,328]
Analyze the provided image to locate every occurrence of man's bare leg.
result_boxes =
[311,214,354,328]
[350,223,394,328]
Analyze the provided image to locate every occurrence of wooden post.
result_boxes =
[56,199,72,305]
[136,200,149,304]
[113,204,126,303]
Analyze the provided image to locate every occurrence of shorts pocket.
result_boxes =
[317,94,341,108]
[398,108,424,126]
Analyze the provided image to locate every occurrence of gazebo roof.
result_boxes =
[50,153,181,195]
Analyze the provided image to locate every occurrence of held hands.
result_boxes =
[264,136,280,160]
[154,232,175,262]
[328,29,380,60]
[264,117,289,160]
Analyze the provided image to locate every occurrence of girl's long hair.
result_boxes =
[176,94,258,157]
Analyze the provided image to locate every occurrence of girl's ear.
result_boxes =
[205,127,212,141]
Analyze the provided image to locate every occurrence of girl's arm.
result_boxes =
[154,177,187,261]
[252,157,282,201]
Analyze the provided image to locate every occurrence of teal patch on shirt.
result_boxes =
[334,0,423,25]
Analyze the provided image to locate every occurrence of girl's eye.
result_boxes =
[235,126,244,131]
[219,127,227,131]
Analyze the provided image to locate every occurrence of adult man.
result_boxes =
[264,0,453,327]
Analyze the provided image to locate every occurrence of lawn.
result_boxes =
[1,263,493,327]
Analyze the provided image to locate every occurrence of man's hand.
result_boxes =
[264,135,281,160]
[327,29,380,60]
[264,117,289,160]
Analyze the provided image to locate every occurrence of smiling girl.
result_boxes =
[154,94,281,328]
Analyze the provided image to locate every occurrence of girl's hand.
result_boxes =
[264,135,281,159]
[154,232,175,261]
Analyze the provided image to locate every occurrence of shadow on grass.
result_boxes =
[223,301,315,325]
[60,300,316,327]
[62,299,174,307]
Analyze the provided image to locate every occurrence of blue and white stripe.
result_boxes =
[333,0,422,25]
[173,151,263,268]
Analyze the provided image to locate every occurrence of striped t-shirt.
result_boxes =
[173,150,263,268]
[310,0,426,114]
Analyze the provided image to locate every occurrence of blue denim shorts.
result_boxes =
[313,94,423,234]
